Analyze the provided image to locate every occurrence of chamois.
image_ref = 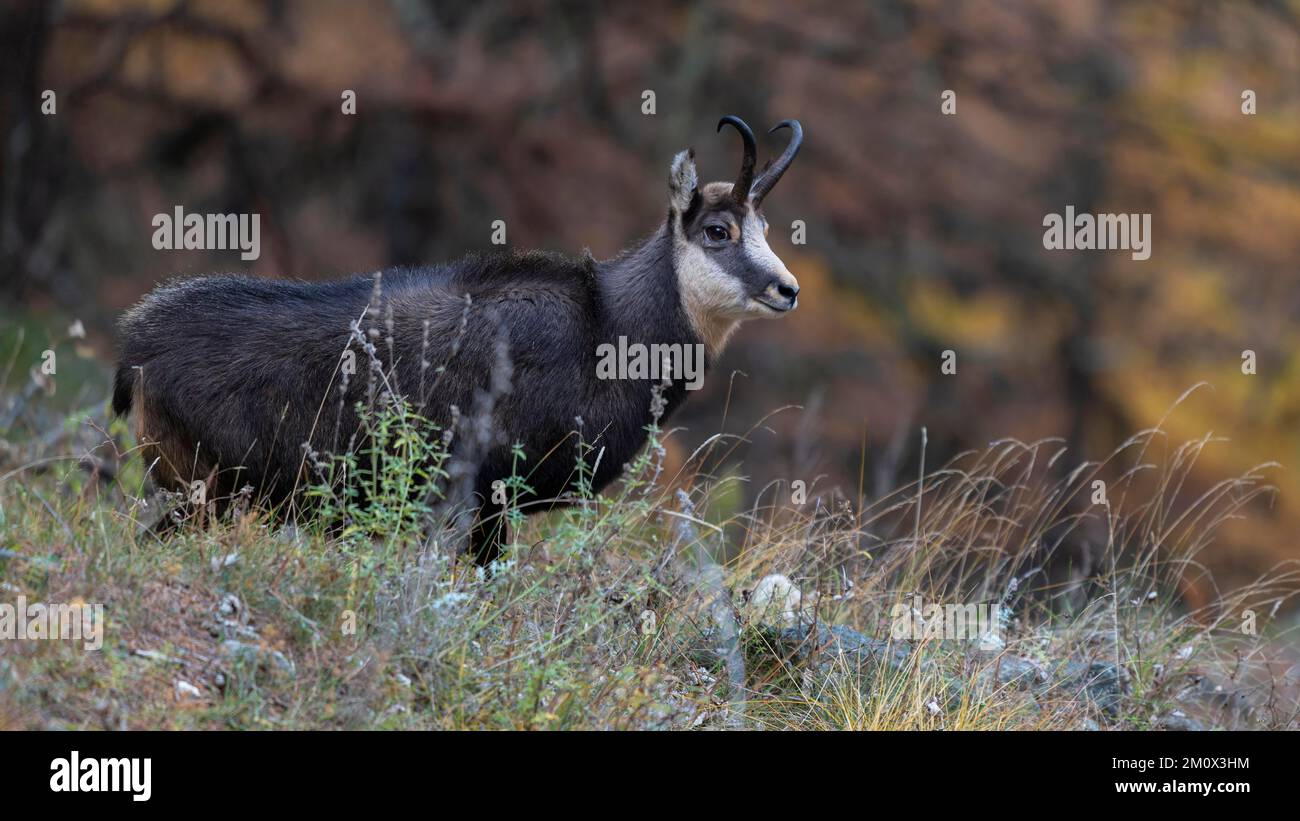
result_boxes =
[112,115,804,564]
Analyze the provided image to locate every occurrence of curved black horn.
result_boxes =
[717,115,757,205]
[749,119,803,207]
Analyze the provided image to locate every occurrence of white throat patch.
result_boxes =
[673,226,745,358]
[673,208,791,357]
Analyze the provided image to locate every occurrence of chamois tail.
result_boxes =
[112,364,136,418]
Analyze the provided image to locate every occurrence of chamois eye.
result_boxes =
[705,225,729,242]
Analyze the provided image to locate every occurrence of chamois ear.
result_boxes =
[668,148,699,215]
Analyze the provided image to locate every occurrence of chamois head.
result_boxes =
[667,115,804,354]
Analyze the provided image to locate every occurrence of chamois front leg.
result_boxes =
[469,508,508,567]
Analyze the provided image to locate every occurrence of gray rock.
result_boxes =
[987,654,1049,690]
[695,621,1128,719]
[1052,659,1127,719]
[220,639,295,679]
[703,622,954,702]
[773,623,917,672]
[175,680,202,699]
[218,593,241,618]
[1157,710,1206,731]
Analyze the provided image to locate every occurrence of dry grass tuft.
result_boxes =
[1,377,1297,730]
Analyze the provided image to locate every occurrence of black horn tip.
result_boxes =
[717,115,757,147]
[749,118,804,206]
[717,115,758,204]
[717,114,748,133]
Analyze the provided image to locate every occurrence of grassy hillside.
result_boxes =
[1,366,1296,730]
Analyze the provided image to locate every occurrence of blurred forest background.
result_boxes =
[1,0,1298,593]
